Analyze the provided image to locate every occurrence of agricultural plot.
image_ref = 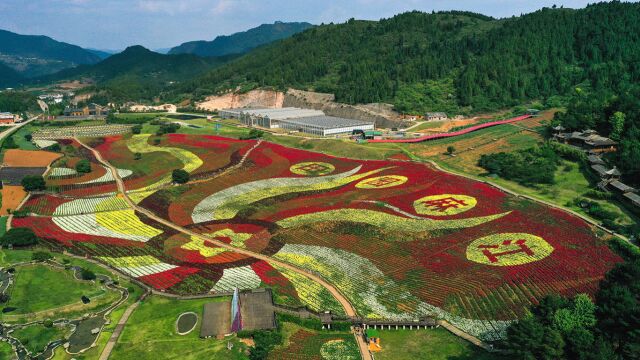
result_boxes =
[10,134,622,341]
[268,324,359,360]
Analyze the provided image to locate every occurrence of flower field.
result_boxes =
[11,134,623,340]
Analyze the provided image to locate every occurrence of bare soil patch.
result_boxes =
[3,149,61,167]
[0,185,27,215]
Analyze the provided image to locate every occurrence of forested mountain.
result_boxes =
[169,21,313,57]
[0,29,101,78]
[0,62,24,88]
[173,2,640,115]
[36,46,236,101]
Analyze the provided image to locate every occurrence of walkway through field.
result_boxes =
[77,138,373,360]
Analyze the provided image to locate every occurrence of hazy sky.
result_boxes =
[0,0,598,50]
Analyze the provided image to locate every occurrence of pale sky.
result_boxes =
[0,0,601,50]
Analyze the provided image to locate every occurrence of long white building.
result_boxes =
[219,107,374,136]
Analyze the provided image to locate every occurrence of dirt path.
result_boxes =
[98,291,148,360]
[77,138,372,360]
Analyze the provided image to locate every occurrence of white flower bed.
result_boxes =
[191,165,364,223]
[78,166,133,185]
[210,265,262,292]
[119,263,177,277]
[34,139,58,148]
[53,196,129,216]
[33,124,133,139]
[48,167,77,178]
[275,244,511,340]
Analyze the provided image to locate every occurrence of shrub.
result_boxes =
[131,124,142,134]
[0,293,9,303]
[81,269,96,281]
[21,175,46,191]
[240,129,264,140]
[75,159,91,173]
[172,169,189,184]
[43,319,54,328]
[1,228,39,247]
[134,152,142,160]
[32,251,53,262]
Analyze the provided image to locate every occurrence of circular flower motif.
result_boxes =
[355,175,408,189]
[466,233,554,266]
[413,194,477,216]
[290,162,336,176]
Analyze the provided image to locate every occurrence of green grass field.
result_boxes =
[0,341,16,360]
[2,263,118,318]
[10,324,71,355]
[110,296,248,360]
[374,328,502,360]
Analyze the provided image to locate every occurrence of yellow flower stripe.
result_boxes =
[213,168,387,220]
[127,134,203,203]
[95,209,163,239]
[98,255,161,268]
[181,229,252,257]
[95,196,129,213]
[276,209,511,233]
[271,263,344,314]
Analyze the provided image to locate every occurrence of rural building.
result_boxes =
[587,154,605,165]
[608,180,636,194]
[220,107,373,136]
[63,103,110,117]
[239,107,325,128]
[623,192,640,208]
[275,116,374,136]
[199,289,276,339]
[219,108,245,119]
[591,165,621,180]
[200,301,231,339]
[0,112,15,124]
[554,129,617,153]
[38,94,64,104]
[425,112,448,121]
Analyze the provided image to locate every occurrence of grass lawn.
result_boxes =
[8,125,38,150]
[0,249,34,267]
[10,323,71,355]
[51,278,144,360]
[0,341,17,360]
[2,263,117,317]
[110,295,248,360]
[374,328,502,360]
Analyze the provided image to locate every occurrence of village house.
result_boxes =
[425,112,448,121]
[63,103,110,117]
[553,129,618,153]
[0,112,16,125]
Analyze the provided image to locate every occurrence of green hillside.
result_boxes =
[173,3,640,114]
[169,21,314,57]
[0,62,24,88]
[37,46,237,101]
[0,29,101,78]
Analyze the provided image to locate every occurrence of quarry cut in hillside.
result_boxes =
[196,88,408,128]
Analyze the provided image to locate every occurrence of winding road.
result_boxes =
[76,138,372,360]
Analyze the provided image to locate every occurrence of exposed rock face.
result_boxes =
[196,88,408,128]
[196,90,284,111]
[284,89,408,128]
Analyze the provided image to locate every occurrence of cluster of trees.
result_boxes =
[478,143,559,185]
[502,255,640,359]
[0,228,39,247]
[75,159,92,173]
[0,91,38,112]
[21,175,46,191]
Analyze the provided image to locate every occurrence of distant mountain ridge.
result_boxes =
[0,29,101,78]
[37,45,237,101]
[169,21,313,57]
